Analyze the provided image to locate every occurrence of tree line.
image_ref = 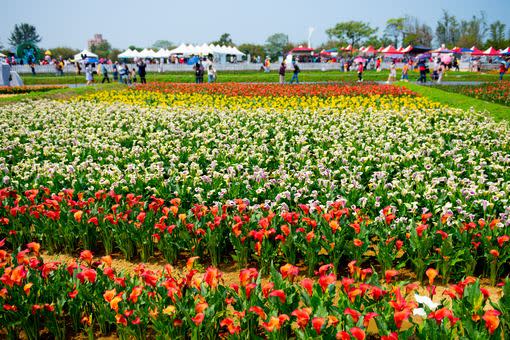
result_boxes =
[1,11,508,61]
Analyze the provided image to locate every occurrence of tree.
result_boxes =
[108,48,122,61]
[385,18,405,47]
[128,45,143,52]
[237,43,266,60]
[317,40,345,50]
[90,40,112,58]
[486,20,506,49]
[457,12,487,48]
[435,10,460,47]
[211,33,234,46]
[265,33,289,58]
[152,40,175,50]
[49,47,80,59]
[364,35,393,48]
[326,21,377,47]
[9,23,42,46]
[402,16,433,47]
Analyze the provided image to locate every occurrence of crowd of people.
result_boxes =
[82,58,147,85]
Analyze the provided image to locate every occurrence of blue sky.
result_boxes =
[2,0,509,49]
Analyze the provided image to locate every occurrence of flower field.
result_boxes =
[83,83,441,111]
[0,82,509,338]
[435,81,510,106]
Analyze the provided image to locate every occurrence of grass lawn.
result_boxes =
[21,69,500,85]
[400,82,510,122]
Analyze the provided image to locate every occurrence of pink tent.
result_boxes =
[290,46,314,53]
[377,46,385,53]
[363,45,376,54]
[483,47,501,56]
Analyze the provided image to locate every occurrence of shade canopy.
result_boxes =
[471,47,484,55]
[362,45,376,54]
[74,49,98,61]
[0,52,6,58]
[483,47,501,56]
[118,49,135,58]
[291,46,314,53]
[167,43,244,56]
[381,45,403,54]
[431,47,452,53]
[401,45,413,53]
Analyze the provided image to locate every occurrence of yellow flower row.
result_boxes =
[80,90,442,111]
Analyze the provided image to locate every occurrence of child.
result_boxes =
[357,62,364,82]
[131,68,137,83]
[500,62,507,81]
[401,62,409,82]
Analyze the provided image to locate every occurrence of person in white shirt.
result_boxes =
[207,63,217,83]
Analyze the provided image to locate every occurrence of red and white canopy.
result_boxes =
[381,45,403,54]
[483,47,501,56]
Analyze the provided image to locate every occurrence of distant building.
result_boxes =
[88,34,106,49]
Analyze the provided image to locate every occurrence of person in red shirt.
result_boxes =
[500,62,507,80]
[357,62,364,82]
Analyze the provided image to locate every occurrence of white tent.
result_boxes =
[0,52,6,58]
[197,43,213,55]
[139,48,157,58]
[118,49,134,58]
[168,43,188,55]
[74,49,98,61]
[154,49,171,58]
[230,47,245,56]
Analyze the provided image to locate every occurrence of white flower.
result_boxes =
[414,294,439,310]
[413,308,427,317]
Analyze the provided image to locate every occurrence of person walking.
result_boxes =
[112,62,119,82]
[376,57,381,72]
[30,62,36,76]
[279,61,286,84]
[290,61,300,84]
[357,62,364,82]
[120,64,131,85]
[100,61,110,83]
[437,62,445,83]
[85,63,94,85]
[417,61,427,83]
[386,60,397,83]
[499,62,507,80]
[453,57,459,72]
[137,60,147,84]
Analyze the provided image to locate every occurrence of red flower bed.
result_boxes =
[0,85,66,95]
[435,81,510,106]
[133,82,419,97]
